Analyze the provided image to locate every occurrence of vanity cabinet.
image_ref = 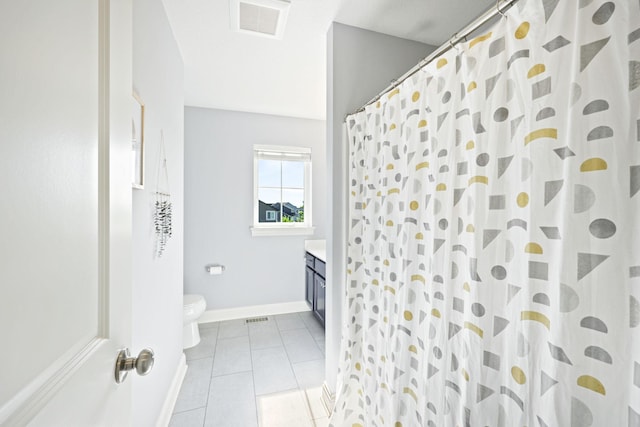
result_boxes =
[314,272,325,326]
[305,252,326,328]
[305,265,314,307]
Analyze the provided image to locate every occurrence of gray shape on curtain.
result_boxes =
[489,37,506,57]
[580,37,610,72]
[542,0,560,21]
[529,261,549,280]
[577,253,609,280]
[559,283,580,312]
[631,61,640,91]
[483,351,500,371]
[427,363,439,378]
[543,35,571,52]
[587,126,614,141]
[507,284,521,303]
[469,258,482,281]
[592,2,615,25]
[507,49,530,69]
[631,296,640,328]
[517,333,529,356]
[540,226,562,239]
[507,218,527,231]
[571,82,583,105]
[532,77,552,99]
[500,386,524,410]
[493,316,509,337]
[511,116,524,139]
[489,195,506,210]
[448,323,462,339]
[584,346,613,364]
[541,371,559,396]
[574,184,595,213]
[548,342,573,365]
[473,112,486,133]
[536,107,556,121]
[537,416,550,427]
[554,147,575,159]
[571,397,593,426]
[483,229,501,249]
[583,99,609,115]
[498,155,514,178]
[631,165,640,197]
[485,73,502,99]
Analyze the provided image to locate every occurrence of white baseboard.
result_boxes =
[156,353,187,427]
[199,300,311,324]
[321,381,335,417]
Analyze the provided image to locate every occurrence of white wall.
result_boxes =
[132,0,184,425]
[184,107,326,310]
[325,22,435,398]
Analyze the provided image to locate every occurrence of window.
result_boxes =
[252,145,313,236]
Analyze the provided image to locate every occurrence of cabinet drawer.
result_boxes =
[314,258,326,278]
[305,252,315,268]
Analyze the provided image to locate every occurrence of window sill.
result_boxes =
[250,225,315,237]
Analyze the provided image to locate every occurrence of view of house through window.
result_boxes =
[254,145,311,231]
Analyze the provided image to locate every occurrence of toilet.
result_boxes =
[183,294,206,349]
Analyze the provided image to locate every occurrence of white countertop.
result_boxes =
[304,239,326,262]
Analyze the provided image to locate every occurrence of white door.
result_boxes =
[0,0,137,425]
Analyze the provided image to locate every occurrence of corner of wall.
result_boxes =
[132,0,185,425]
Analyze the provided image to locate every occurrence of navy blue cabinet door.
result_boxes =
[305,265,315,308]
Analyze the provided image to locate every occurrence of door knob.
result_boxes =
[115,348,155,384]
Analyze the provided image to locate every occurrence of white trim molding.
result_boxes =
[156,353,187,427]
[321,381,336,417]
[199,300,311,324]
[250,225,315,237]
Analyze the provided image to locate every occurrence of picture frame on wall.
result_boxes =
[132,92,145,189]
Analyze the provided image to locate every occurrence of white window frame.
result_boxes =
[251,144,314,237]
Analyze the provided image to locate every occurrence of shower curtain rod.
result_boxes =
[345,0,521,119]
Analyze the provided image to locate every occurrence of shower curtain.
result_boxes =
[332,0,640,425]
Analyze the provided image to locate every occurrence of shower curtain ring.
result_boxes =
[496,0,506,18]
[450,33,460,51]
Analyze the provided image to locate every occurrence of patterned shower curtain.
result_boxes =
[332,0,640,425]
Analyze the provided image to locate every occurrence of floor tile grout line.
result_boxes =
[281,323,324,369]
[201,323,220,427]
[275,315,304,391]
[302,389,320,427]
[248,317,260,427]
[171,405,206,416]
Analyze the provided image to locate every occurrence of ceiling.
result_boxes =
[161,0,495,120]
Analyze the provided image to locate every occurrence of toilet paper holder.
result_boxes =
[205,264,225,275]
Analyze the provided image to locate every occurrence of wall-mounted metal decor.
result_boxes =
[154,130,172,257]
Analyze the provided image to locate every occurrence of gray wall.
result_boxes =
[325,22,435,397]
[184,107,326,310]
[132,0,184,425]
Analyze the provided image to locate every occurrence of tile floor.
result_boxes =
[169,311,329,427]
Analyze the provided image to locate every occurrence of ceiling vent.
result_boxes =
[230,0,291,40]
